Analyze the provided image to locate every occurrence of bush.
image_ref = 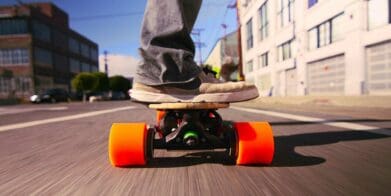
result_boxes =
[71,72,97,92]
[92,72,109,92]
[109,75,131,93]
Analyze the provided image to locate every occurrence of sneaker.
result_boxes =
[131,72,259,103]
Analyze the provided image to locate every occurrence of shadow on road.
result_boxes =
[146,151,236,168]
[270,119,391,126]
[272,129,389,167]
[138,129,389,168]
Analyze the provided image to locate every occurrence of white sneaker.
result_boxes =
[131,72,259,103]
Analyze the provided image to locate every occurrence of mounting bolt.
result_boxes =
[183,131,199,146]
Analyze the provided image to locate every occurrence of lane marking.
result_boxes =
[47,107,68,111]
[231,106,380,131]
[0,106,68,115]
[0,106,136,132]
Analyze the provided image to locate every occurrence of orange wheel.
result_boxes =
[156,110,165,125]
[108,123,147,167]
[235,122,274,165]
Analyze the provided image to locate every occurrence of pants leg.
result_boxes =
[135,0,203,86]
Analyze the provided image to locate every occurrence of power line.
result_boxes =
[206,0,236,60]
[192,28,206,65]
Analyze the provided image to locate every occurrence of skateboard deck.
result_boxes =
[149,102,229,110]
[108,102,275,167]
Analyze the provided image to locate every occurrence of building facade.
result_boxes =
[0,3,98,99]
[205,31,239,81]
[239,0,391,96]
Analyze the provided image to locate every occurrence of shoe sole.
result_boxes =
[131,88,259,103]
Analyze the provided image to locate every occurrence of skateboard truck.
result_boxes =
[108,103,275,167]
[153,109,232,151]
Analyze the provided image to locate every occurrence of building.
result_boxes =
[239,0,391,96]
[0,2,98,100]
[205,31,240,81]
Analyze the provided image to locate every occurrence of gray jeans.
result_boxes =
[135,0,203,86]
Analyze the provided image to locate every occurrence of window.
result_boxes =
[54,54,68,72]
[70,58,80,73]
[368,0,390,30]
[53,30,68,49]
[278,40,294,61]
[34,47,52,67]
[246,18,253,50]
[90,48,98,61]
[35,75,53,91]
[332,14,344,42]
[81,62,90,72]
[246,60,253,73]
[319,22,331,47]
[32,20,51,43]
[308,0,318,8]
[308,13,344,50]
[69,38,80,54]
[0,78,10,93]
[80,43,90,58]
[90,65,98,72]
[277,0,294,27]
[308,28,317,50]
[0,19,28,35]
[259,1,268,41]
[259,52,269,68]
[0,48,29,66]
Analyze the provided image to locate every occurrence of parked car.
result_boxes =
[108,91,129,100]
[30,88,70,103]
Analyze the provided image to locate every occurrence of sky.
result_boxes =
[0,0,238,77]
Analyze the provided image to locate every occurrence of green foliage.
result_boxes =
[92,72,109,92]
[1,69,14,79]
[71,72,97,92]
[72,72,131,94]
[201,64,218,78]
[109,75,131,92]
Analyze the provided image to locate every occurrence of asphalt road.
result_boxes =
[0,101,390,195]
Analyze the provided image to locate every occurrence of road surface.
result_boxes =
[0,101,390,195]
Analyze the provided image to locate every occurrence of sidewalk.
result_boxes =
[233,96,391,119]
[236,95,391,108]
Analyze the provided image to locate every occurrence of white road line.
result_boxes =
[0,106,136,132]
[231,106,380,130]
[0,106,68,115]
[47,107,68,111]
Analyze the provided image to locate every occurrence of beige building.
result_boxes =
[239,0,391,96]
[205,31,239,81]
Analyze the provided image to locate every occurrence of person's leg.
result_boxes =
[132,0,259,103]
[135,0,202,86]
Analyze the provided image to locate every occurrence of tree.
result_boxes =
[71,72,97,102]
[92,72,109,92]
[1,69,14,79]
[109,75,131,93]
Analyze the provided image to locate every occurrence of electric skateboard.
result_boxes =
[108,102,274,166]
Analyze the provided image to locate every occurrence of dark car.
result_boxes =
[108,91,129,100]
[30,88,70,103]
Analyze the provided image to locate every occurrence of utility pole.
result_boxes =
[221,23,227,38]
[221,23,228,56]
[228,0,245,81]
[104,50,109,76]
[191,28,206,65]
